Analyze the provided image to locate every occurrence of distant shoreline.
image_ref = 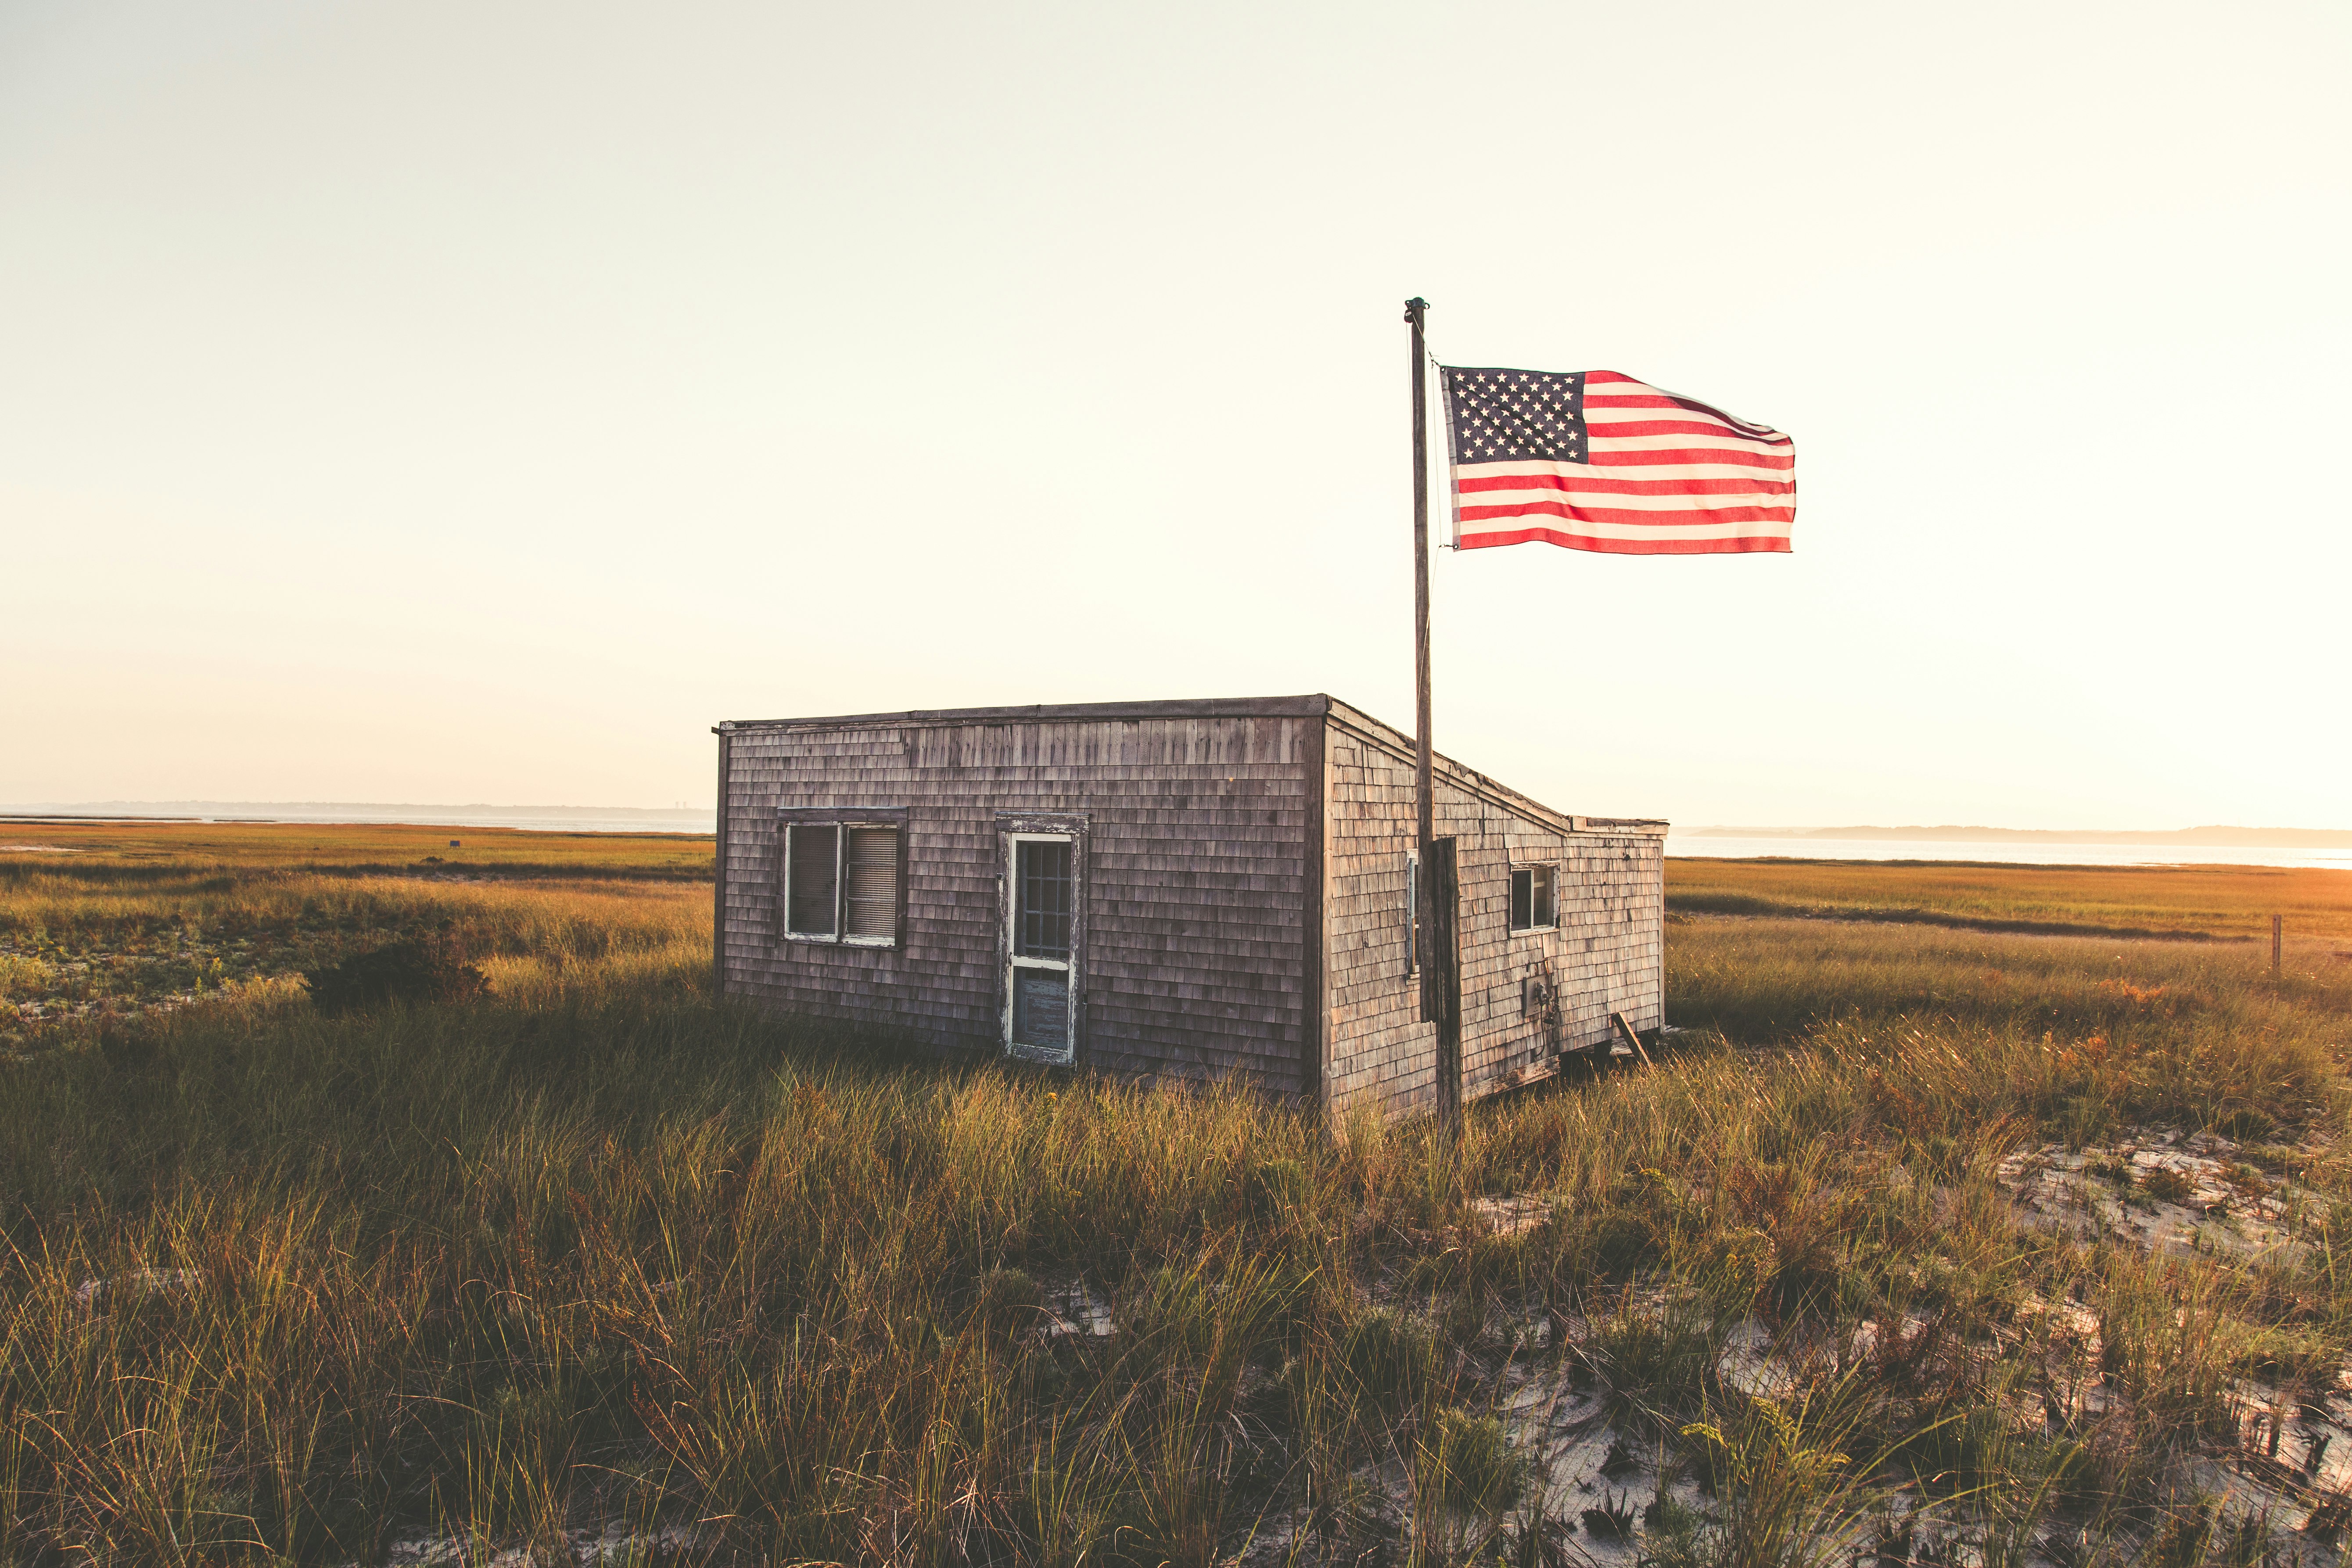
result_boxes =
[12,807,2341,843]
[7,806,2347,865]
[1686,824,2352,848]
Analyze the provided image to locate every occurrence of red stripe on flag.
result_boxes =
[1458,501,1795,527]
[1454,472,1794,497]
[1458,525,1792,555]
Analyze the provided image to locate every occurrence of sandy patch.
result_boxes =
[1997,1128,2307,1262]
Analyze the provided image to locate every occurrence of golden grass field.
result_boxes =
[3,826,2351,1565]
[1669,856,2352,943]
[1,818,715,877]
[0,822,711,1042]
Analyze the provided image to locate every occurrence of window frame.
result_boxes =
[1508,861,1559,935]
[777,806,909,948]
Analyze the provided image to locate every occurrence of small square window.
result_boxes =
[1510,865,1556,932]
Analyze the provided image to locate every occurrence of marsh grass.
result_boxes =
[1665,858,2352,943]
[0,819,713,880]
[1,838,2349,1562]
[1,857,709,1051]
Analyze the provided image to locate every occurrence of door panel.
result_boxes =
[1011,970,1070,1052]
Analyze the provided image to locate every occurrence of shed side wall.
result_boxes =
[1322,718,1665,1117]
[721,715,1314,1094]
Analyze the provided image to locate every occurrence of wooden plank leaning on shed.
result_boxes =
[1611,1011,1655,1069]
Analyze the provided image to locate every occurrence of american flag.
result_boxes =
[1439,366,1795,554]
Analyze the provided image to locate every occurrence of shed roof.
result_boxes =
[715,694,1666,836]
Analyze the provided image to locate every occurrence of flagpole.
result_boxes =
[1407,297,1461,1124]
[1407,297,1432,867]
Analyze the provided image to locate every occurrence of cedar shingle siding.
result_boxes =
[1321,701,1664,1116]
[715,695,1663,1114]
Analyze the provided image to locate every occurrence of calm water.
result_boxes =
[1667,835,2352,872]
[0,803,718,836]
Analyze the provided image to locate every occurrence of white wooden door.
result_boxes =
[1002,832,1077,1064]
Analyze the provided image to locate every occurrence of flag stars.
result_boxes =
[1440,366,1587,463]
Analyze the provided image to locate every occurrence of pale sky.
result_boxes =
[4,2,2346,829]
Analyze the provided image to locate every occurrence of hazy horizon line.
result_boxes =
[5,801,2350,844]
[2,798,712,815]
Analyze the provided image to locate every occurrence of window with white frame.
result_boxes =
[1509,863,1557,933]
[780,810,905,945]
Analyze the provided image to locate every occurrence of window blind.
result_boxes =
[844,827,898,940]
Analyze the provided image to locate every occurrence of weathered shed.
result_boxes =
[713,695,1663,1115]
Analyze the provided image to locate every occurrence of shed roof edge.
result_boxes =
[717,694,1333,731]
[1320,700,1666,838]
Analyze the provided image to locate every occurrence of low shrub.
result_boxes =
[2143,1166,2196,1206]
[1343,1304,1436,1412]
[1584,1208,1661,1277]
[301,932,488,1016]
[1433,1406,1521,1510]
[969,1265,1042,1334]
